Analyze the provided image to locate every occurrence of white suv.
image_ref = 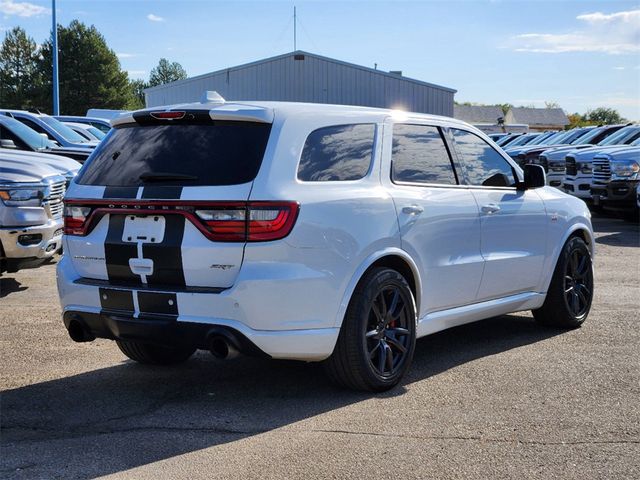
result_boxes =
[58,97,595,391]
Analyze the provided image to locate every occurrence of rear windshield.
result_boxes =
[76,121,272,186]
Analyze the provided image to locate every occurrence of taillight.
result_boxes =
[61,200,299,242]
[63,205,92,235]
[195,202,299,242]
[195,208,247,242]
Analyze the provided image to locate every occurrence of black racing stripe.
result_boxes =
[104,215,141,285]
[103,186,138,199]
[138,292,178,316]
[99,288,134,312]
[141,186,183,199]
[143,215,186,287]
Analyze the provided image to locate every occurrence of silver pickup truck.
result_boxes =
[0,159,66,274]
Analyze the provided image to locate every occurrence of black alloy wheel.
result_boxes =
[324,267,417,391]
[563,247,593,318]
[366,285,412,378]
[533,236,593,328]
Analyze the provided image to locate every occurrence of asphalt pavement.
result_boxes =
[0,215,638,479]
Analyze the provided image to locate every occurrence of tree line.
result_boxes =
[0,21,187,115]
[456,101,627,128]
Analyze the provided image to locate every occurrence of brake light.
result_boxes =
[63,205,92,235]
[195,202,299,242]
[150,111,186,120]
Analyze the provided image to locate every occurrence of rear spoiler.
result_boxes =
[112,104,274,127]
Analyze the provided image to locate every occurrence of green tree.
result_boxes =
[127,78,147,110]
[567,113,587,129]
[496,103,513,116]
[0,27,41,109]
[37,20,131,114]
[148,58,187,87]
[585,107,626,125]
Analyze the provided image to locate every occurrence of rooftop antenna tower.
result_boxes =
[293,6,297,51]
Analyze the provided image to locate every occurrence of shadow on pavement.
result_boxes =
[0,314,563,478]
[595,232,640,248]
[0,278,27,298]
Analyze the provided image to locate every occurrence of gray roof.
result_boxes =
[453,105,504,124]
[144,50,456,94]
[506,107,569,127]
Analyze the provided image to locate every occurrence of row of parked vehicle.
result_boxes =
[490,124,640,220]
[0,109,111,274]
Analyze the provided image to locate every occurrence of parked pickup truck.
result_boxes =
[591,147,640,220]
[0,158,66,274]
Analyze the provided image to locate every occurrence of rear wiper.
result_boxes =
[139,172,198,182]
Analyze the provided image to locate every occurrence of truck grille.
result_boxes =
[46,180,65,219]
[537,155,549,172]
[565,156,577,176]
[592,158,611,186]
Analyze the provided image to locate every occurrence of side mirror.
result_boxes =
[0,139,17,149]
[520,164,546,189]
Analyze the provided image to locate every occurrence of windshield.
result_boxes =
[528,131,556,145]
[506,133,540,147]
[598,126,640,146]
[496,135,517,146]
[542,131,570,145]
[561,128,589,144]
[572,127,607,145]
[40,115,89,143]
[87,126,106,140]
[0,116,52,150]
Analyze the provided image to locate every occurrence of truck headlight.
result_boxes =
[0,188,45,207]
[611,160,640,178]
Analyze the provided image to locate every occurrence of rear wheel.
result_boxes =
[533,236,593,328]
[116,340,196,365]
[324,267,417,392]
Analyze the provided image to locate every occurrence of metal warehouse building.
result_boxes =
[144,51,456,116]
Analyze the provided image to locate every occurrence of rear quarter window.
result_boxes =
[297,124,375,181]
[76,121,272,186]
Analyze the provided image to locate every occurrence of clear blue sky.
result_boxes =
[2,0,639,119]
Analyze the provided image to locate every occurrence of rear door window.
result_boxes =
[451,129,517,187]
[391,124,457,185]
[76,121,272,186]
[297,124,375,181]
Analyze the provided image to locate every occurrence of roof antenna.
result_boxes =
[293,6,297,51]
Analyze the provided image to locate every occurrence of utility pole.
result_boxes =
[52,0,60,115]
[293,6,297,51]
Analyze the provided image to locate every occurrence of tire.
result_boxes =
[324,267,417,392]
[533,236,593,328]
[116,339,196,365]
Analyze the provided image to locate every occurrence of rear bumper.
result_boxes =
[62,307,339,361]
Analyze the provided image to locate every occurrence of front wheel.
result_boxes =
[116,340,196,365]
[533,236,593,328]
[324,267,417,392]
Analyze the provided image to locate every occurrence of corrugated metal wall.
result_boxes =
[145,53,454,117]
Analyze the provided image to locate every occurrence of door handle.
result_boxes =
[402,205,424,215]
[481,204,501,214]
